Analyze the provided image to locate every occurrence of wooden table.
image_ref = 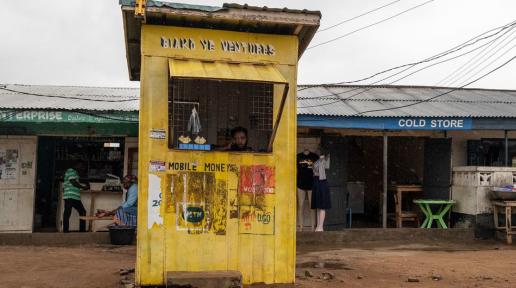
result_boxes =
[414,199,455,228]
[389,185,423,228]
[492,201,516,244]
[81,190,120,232]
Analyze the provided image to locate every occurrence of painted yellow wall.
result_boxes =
[136,24,299,286]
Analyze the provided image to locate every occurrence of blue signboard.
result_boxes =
[298,116,473,130]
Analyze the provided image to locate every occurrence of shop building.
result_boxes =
[297,85,516,232]
[0,84,139,232]
[3,83,516,235]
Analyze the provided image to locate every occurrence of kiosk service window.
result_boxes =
[168,79,273,152]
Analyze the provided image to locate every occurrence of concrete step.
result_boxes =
[297,228,475,245]
[0,232,110,246]
[0,228,475,246]
[167,270,242,288]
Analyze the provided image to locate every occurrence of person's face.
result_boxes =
[233,131,247,148]
[122,179,131,189]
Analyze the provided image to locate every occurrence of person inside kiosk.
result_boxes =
[226,126,252,152]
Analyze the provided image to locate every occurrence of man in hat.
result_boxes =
[99,175,138,226]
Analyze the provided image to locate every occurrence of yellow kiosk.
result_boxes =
[120,1,320,286]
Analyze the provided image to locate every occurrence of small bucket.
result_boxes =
[109,226,135,245]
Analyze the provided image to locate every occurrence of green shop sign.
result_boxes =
[0,110,138,123]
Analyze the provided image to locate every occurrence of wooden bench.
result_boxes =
[79,216,113,232]
[492,201,516,244]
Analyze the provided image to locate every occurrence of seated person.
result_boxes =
[226,126,253,152]
[97,175,138,227]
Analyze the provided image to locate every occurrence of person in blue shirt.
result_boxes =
[100,175,138,227]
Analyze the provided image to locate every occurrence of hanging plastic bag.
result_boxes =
[187,106,202,134]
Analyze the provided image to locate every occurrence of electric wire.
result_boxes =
[435,27,516,86]
[445,32,516,87]
[0,86,139,102]
[385,30,516,87]
[455,41,516,87]
[352,54,516,116]
[307,0,435,50]
[298,18,516,92]
[318,0,402,33]
[299,18,516,92]
[297,24,516,106]
[436,28,516,86]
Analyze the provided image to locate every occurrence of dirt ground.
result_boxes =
[295,241,516,288]
[1,240,516,288]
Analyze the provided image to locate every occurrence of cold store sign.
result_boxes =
[394,118,472,130]
[297,116,473,130]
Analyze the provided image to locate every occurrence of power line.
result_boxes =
[297,18,516,92]
[436,27,516,86]
[0,87,139,102]
[298,31,516,109]
[352,54,516,116]
[299,18,516,91]
[318,0,402,33]
[445,33,516,87]
[307,0,435,50]
[384,28,516,86]
[298,24,516,105]
[455,41,516,87]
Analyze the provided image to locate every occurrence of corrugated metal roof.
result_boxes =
[222,3,321,16]
[297,85,516,118]
[0,84,139,111]
[4,84,515,119]
[119,0,224,12]
[119,1,322,15]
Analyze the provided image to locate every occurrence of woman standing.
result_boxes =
[311,153,331,232]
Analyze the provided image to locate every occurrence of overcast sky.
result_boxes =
[1,0,515,89]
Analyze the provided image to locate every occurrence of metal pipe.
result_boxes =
[505,130,509,167]
[267,84,289,152]
[383,133,388,228]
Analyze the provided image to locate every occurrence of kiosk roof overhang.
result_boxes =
[120,0,321,81]
[168,59,288,83]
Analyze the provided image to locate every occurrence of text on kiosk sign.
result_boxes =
[160,36,276,56]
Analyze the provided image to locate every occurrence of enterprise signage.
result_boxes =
[0,110,138,123]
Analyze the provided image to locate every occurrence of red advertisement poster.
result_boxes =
[239,165,275,194]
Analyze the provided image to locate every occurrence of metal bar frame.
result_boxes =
[267,83,290,152]
[505,130,509,167]
[382,133,388,228]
